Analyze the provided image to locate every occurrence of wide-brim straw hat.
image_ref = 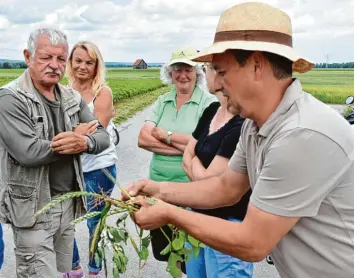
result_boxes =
[192,2,314,73]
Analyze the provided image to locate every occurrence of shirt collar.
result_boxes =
[163,85,204,105]
[252,78,303,137]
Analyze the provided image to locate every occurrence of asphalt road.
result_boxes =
[3,102,345,278]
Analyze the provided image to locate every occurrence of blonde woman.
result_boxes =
[62,41,118,278]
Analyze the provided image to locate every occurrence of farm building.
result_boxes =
[133,59,148,69]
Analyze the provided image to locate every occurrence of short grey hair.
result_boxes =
[27,28,68,57]
[160,63,208,91]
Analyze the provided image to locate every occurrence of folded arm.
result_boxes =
[78,97,110,154]
[191,155,229,181]
[170,132,192,152]
[138,121,182,155]
[182,138,197,180]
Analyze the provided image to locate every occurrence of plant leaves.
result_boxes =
[113,266,119,278]
[141,235,151,248]
[167,253,183,277]
[172,231,185,251]
[192,245,201,259]
[110,227,125,243]
[116,213,128,227]
[118,229,128,244]
[167,265,182,278]
[187,235,200,248]
[160,242,171,256]
[139,246,149,260]
[94,247,103,267]
[129,235,140,255]
[113,252,122,272]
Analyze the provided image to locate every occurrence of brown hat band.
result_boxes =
[214,30,293,47]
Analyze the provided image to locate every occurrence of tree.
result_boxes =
[2,62,12,69]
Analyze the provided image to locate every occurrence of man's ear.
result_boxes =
[252,52,264,81]
[23,49,32,67]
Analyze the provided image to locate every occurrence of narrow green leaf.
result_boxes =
[113,252,122,272]
[110,227,124,243]
[192,245,201,259]
[129,235,140,255]
[116,213,128,227]
[167,253,183,278]
[160,242,171,256]
[142,235,151,248]
[172,231,185,251]
[113,266,119,278]
[167,265,182,278]
[94,249,102,267]
[139,246,149,260]
[187,235,200,248]
[119,229,128,244]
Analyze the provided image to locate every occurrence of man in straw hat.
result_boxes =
[124,2,354,277]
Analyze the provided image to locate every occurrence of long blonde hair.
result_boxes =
[66,41,107,96]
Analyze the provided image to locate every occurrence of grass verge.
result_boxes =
[113,86,169,125]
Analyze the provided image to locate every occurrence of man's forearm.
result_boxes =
[167,206,261,262]
[87,125,110,154]
[0,93,62,167]
[11,139,61,167]
[160,176,237,209]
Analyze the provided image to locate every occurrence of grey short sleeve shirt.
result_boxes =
[229,79,354,278]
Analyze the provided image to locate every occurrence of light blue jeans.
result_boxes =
[0,224,3,270]
[72,165,116,274]
[185,218,254,278]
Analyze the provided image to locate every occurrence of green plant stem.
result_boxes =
[138,228,144,278]
[160,227,172,244]
[101,168,132,199]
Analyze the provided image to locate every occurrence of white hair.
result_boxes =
[160,63,208,91]
[27,28,68,57]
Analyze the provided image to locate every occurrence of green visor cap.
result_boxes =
[168,47,200,67]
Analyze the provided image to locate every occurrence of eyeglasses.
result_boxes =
[202,63,214,73]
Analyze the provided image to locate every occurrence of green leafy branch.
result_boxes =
[35,172,205,278]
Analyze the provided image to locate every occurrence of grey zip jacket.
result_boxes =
[0,70,110,229]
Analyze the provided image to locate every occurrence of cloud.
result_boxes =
[0,0,352,63]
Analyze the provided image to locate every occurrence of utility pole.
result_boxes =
[325,54,330,68]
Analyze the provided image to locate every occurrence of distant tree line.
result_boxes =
[314,62,354,68]
[0,61,27,69]
[0,61,353,69]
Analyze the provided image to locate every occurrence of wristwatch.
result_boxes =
[166,131,173,145]
[86,135,94,152]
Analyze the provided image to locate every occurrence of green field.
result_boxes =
[294,69,354,104]
[0,68,167,124]
[0,68,353,110]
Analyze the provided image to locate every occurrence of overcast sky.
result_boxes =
[0,0,353,63]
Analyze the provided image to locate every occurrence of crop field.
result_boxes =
[0,68,353,124]
[294,68,354,104]
[0,68,167,123]
[0,68,166,101]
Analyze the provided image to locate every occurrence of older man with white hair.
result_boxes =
[0,28,110,277]
[125,2,354,278]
